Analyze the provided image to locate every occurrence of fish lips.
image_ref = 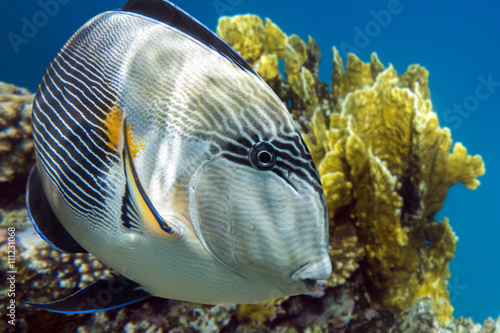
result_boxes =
[290,256,332,294]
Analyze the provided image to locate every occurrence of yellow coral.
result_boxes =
[216,15,264,65]
[255,53,279,81]
[263,18,287,58]
[331,48,384,107]
[235,298,286,327]
[418,218,457,323]
[217,15,320,113]
[307,55,484,324]
[284,35,318,112]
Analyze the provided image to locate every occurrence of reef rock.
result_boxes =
[0,82,34,183]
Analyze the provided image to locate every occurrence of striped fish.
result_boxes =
[26,0,331,313]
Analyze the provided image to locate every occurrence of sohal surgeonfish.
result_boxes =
[26,0,332,313]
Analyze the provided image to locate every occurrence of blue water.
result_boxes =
[1,0,499,323]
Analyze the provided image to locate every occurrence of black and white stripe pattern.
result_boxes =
[32,15,124,223]
[157,71,325,200]
[220,133,323,195]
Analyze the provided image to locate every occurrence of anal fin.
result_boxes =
[25,273,151,313]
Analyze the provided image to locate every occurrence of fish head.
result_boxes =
[188,128,332,299]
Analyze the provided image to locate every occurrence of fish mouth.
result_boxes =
[290,262,317,292]
[290,258,332,293]
[303,278,318,291]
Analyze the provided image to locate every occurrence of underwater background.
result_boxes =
[1,0,499,327]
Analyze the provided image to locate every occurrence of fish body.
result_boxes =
[26,0,331,312]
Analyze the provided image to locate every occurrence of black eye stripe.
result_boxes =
[220,136,322,194]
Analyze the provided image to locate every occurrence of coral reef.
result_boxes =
[391,298,500,333]
[0,13,492,333]
[0,227,111,330]
[0,206,31,229]
[304,51,484,324]
[0,82,34,184]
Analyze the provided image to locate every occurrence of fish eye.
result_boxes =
[249,141,277,170]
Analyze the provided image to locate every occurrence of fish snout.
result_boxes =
[291,256,332,293]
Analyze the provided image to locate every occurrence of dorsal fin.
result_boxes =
[118,0,256,75]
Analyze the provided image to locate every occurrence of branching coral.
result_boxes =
[304,51,484,323]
